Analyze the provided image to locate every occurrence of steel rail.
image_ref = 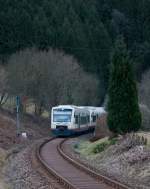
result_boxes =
[58,138,131,189]
[37,137,131,189]
[37,137,76,189]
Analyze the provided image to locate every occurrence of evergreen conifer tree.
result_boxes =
[107,37,141,134]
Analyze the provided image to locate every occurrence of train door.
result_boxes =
[74,112,80,129]
[87,114,90,127]
[78,113,80,129]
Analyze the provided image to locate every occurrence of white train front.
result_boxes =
[51,105,105,136]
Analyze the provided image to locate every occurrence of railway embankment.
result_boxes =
[63,134,150,189]
[0,111,58,189]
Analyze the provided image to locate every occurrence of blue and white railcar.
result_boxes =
[51,105,105,136]
[51,105,92,136]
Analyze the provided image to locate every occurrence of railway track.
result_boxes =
[37,137,131,189]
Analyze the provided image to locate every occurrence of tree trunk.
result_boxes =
[34,102,43,116]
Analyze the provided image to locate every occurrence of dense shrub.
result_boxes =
[92,138,117,154]
[93,142,108,153]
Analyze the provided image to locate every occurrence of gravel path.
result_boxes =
[3,140,64,189]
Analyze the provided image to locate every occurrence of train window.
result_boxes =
[87,116,90,123]
[92,115,97,122]
[53,109,72,122]
[80,116,87,125]
[75,115,78,124]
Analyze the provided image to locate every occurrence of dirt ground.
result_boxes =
[63,134,150,189]
[0,109,50,149]
[0,109,61,189]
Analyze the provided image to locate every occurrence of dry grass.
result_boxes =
[71,133,150,188]
[0,179,9,189]
[0,148,7,166]
[137,131,150,146]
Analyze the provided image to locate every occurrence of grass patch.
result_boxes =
[74,143,79,149]
[74,137,117,156]
[92,141,109,153]
[92,138,117,154]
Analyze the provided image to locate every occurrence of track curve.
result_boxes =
[38,138,130,189]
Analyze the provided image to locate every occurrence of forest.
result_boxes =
[0,0,150,112]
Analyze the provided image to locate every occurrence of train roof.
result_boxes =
[79,106,105,112]
[52,105,105,113]
[52,105,90,115]
[52,105,78,110]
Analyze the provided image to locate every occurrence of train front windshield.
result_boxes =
[53,109,72,122]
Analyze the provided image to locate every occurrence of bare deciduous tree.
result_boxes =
[7,48,100,115]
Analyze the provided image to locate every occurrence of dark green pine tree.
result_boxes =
[107,37,141,134]
[33,7,51,49]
